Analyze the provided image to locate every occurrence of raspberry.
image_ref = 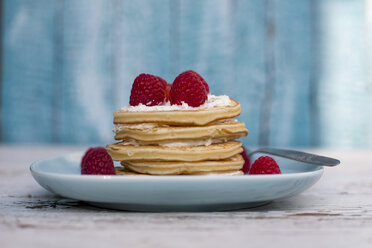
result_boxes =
[81,147,116,175]
[81,147,95,169]
[249,156,281,175]
[186,70,210,93]
[165,83,172,102]
[241,146,251,174]
[169,70,208,107]
[129,74,167,106]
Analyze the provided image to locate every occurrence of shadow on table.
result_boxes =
[21,192,319,213]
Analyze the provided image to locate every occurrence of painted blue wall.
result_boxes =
[1,0,371,147]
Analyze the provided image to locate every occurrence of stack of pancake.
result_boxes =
[106,98,248,175]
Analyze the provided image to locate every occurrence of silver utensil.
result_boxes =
[248,147,340,166]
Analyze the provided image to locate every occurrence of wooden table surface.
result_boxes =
[1,146,371,248]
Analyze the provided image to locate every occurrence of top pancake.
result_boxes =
[113,98,241,126]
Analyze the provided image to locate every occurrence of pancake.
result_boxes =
[117,136,242,147]
[114,120,248,142]
[121,154,243,175]
[115,167,244,176]
[113,98,241,126]
[106,140,243,162]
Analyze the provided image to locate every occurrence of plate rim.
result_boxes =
[30,152,324,182]
[29,152,325,211]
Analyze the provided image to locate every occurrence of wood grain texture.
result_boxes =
[1,146,372,247]
[178,0,266,147]
[316,0,370,147]
[0,0,3,141]
[59,0,114,144]
[118,0,172,104]
[2,0,55,143]
[1,0,370,147]
[269,0,312,147]
[230,0,266,147]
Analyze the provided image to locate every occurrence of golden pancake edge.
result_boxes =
[106,140,243,162]
[114,120,248,142]
[121,154,244,175]
[114,98,241,126]
[115,167,244,176]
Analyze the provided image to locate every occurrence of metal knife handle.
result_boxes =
[248,148,340,167]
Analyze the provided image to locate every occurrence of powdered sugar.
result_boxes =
[118,137,230,147]
[113,118,238,133]
[113,123,159,132]
[119,94,232,112]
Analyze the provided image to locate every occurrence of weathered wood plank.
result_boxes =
[178,0,266,147]
[1,146,371,247]
[59,0,114,144]
[231,0,266,147]
[0,0,3,141]
[316,0,369,148]
[2,0,369,148]
[116,0,171,107]
[2,0,55,143]
[268,0,313,147]
[367,0,372,147]
[179,0,236,96]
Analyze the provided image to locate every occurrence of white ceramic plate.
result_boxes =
[30,152,323,211]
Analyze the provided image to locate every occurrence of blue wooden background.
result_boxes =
[0,0,371,148]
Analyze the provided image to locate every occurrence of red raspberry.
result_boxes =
[241,146,251,174]
[186,70,210,93]
[165,83,172,102]
[129,74,167,106]
[81,147,95,169]
[169,70,208,107]
[81,147,116,175]
[249,156,281,175]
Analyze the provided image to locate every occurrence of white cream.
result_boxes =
[118,137,231,147]
[113,123,159,133]
[209,118,238,125]
[119,94,233,112]
[113,118,238,133]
